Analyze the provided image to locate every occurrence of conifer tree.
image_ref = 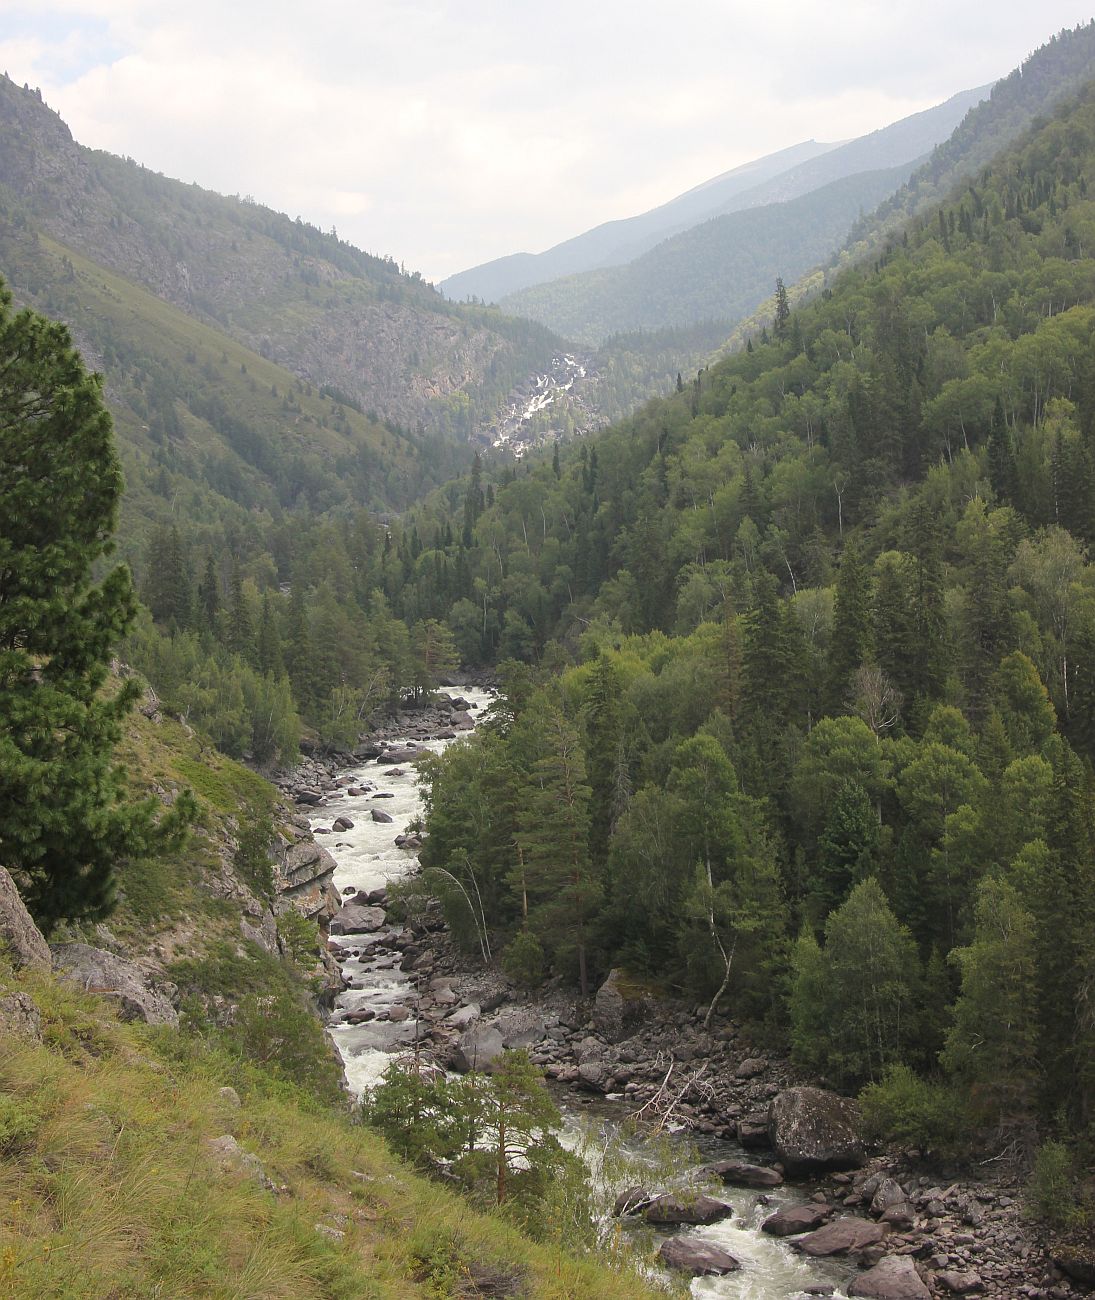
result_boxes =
[826,541,873,712]
[0,284,192,930]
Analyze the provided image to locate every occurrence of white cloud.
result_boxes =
[2,0,1091,279]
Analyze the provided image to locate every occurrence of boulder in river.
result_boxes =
[768,1086,864,1174]
[736,1116,771,1149]
[370,808,394,824]
[657,1237,741,1276]
[642,1193,732,1226]
[847,1254,930,1298]
[793,1217,886,1256]
[707,1160,783,1188]
[332,816,354,832]
[378,747,419,765]
[761,1203,834,1236]
[613,1186,654,1216]
[329,904,386,935]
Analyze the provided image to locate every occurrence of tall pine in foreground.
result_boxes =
[0,282,191,930]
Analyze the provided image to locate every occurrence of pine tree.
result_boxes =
[197,552,220,629]
[826,541,873,712]
[0,284,192,930]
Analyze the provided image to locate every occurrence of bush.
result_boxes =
[233,806,276,901]
[859,1064,966,1155]
[502,930,545,988]
[1026,1140,1083,1231]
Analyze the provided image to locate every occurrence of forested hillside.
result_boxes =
[0,74,563,446]
[375,79,1095,1176]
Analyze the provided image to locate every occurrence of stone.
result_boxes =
[206,1135,273,1189]
[577,1060,607,1089]
[870,1178,907,1216]
[735,1056,767,1078]
[329,904,386,935]
[657,1237,741,1275]
[377,747,420,765]
[642,1194,733,1226]
[613,1186,653,1216]
[218,1086,242,1109]
[332,816,354,831]
[447,1003,480,1029]
[592,969,650,1044]
[0,867,50,970]
[51,943,178,1026]
[370,808,394,824]
[495,1007,546,1049]
[452,1024,505,1073]
[388,1005,410,1023]
[936,1272,984,1294]
[768,1087,865,1174]
[880,1203,915,1231]
[708,1160,783,1188]
[762,1203,834,1236]
[794,1217,887,1256]
[847,1255,930,1299]
[736,1117,771,1149]
[0,991,41,1042]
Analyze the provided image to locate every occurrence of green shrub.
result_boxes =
[0,1095,41,1152]
[502,929,545,988]
[859,1064,966,1155]
[234,807,276,901]
[1026,1140,1082,1231]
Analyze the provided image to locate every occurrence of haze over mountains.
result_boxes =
[440,85,989,311]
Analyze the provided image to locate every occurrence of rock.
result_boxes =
[206,1135,273,1190]
[936,1272,984,1294]
[452,1024,505,1073]
[1054,1243,1095,1285]
[494,1007,546,1049]
[643,1194,733,1226]
[332,816,354,832]
[218,1086,242,1109]
[592,969,650,1044]
[447,1004,480,1029]
[295,788,323,805]
[708,1160,783,1188]
[0,991,41,1042]
[870,1178,907,1216]
[768,1087,865,1175]
[736,1117,771,1149]
[51,943,178,1026]
[613,1186,653,1216]
[577,1060,607,1089]
[372,792,395,798]
[658,1237,741,1276]
[847,1255,930,1298]
[735,1056,767,1079]
[880,1203,915,1231]
[762,1203,834,1236]
[450,711,474,729]
[329,904,386,935]
[0,867,50,970]
[388,1006,410,1023]
[314,1224,344,1242]
[795,1217,887,1256]
[377,747,419,765]
[370,809,394,824]
[352,741,382,760]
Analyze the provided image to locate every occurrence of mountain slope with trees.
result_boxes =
[381,76,1095,1190]
[0,73,564,447]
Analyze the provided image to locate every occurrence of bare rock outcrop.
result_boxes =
[0,867,50,970]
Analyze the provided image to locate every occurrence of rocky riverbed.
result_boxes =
[277,691,1091,1300]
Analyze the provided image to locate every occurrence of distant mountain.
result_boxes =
[0,75,564,450]
[439,139,838,303]
[440,86,986,307]
[499,163,916,345]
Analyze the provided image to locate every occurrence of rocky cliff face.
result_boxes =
[0,74,562,443]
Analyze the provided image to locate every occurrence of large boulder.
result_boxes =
[0,867,50,970]
[657,1237,741,1276]
[377,747,420,765]
[370,808,394,824]
[329,904,386,935]
[592,969,650,1043]
[761,1203,834,1236]
[707,1160,783,1188]
[642,1194,732,1226]
[848,1255,930,1299]
[452,1024,505,1073]
[768,1086,865,1174]
[794,1217,886,1257]
[51,943,178,1026]
[494,1007,546,1049]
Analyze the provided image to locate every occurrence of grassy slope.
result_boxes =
[0,967,661,1299]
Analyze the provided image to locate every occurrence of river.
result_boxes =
[310,691,850,1300]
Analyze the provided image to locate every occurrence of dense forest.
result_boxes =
[112,40,1095,1179]
[392,82,1095,1167]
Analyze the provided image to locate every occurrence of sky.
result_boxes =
[1,2,1092,282]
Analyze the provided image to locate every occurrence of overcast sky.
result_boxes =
[1,2,1092,281]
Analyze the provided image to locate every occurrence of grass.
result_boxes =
[0,964,665,1299]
